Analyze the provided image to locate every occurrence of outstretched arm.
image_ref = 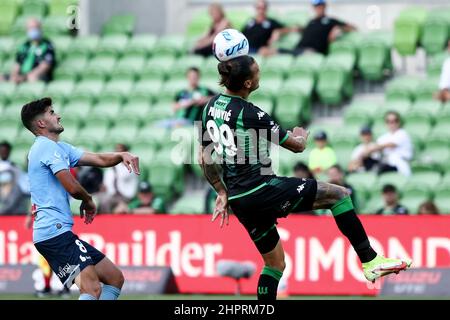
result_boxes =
[199,146,229,227]
[77,152,140,175]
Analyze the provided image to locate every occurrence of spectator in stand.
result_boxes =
[1,18,56,83]
[242,0,296,55]
[128,181,166,214]
[264,0,356,56]
[348,126,381,173]
[0,141,13,167]
[103,143,139,212]
[327,164,357,207]
[174,67,216,123]
[293,161,315,179]
[435,40,450,103]
[0,163,29,215]
[376,184,408,215]
[192,3,232,57]
[308,130,337,175]
[363,111,413,176]
[418,201,440,215]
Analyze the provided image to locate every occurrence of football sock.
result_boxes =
[79,293,97,300]
[99,284,121,300]
[257,266,283,301]
[331,196,377,263]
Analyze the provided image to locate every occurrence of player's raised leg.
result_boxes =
[94,257,125,300]
[313,181,412,282]
[257,239,285,301]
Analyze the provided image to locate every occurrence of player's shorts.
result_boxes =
[34,231,105,288]
[229,176,317,254]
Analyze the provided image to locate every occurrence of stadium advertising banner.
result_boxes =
[1,215,450,295]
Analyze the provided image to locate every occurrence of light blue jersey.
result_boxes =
[28,136,84,243]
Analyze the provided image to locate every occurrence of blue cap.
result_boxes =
[311,0,326,5]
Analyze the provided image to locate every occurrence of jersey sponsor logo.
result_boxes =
[257,111,265,120]
[208,106,232,122]
[297,183,306,194]
[79,255,92,262]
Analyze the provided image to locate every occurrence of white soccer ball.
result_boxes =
[213,28,249,62]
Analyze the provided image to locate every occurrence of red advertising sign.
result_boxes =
[1,215,449,295]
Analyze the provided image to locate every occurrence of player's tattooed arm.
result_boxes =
[198,146,227,195]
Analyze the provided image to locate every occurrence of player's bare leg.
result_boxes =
[94,257,124,300]
[75,265,102,300]
[313,181,412,282]
[258,240,285,301]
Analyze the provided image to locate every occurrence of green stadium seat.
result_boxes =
[127,34,157,57]
[42,16,69,37]
[361,196,383,215]
[416,145,450,172]
[15,82,45,100]
[72,80,105,103]
[263,54,294,79]
[101,80,134,102]
[413,77,440,102]
[376,172,409,191]
[385,77,420,102]
[278,9,311,28]
[153,35,187,58]
[227,9,252,30]
[142,56,175,80]
[274,93,304,129]
[282,75,314,99]
[44,80,76,103]
[401,196,428,215]
[160,79,188,101]
[110,54,147,78]
[251,93,274,115]
[0,0,20,35]
[75,122,109,144]
[66,36,99,59]
[129,140,156,165]
[316,62,350,105]
[20,0,48,18]
[170,194,204,214]
[53,56,88,81]
[102,14,136,36]
[405,172,442,192]
[96,35,129,58]
[0,117,20,141]
[166,55,204,80]
[289,52,324,80]
[258,76,283,97]
[129,79,164,103]
[420,9,450,55]
[0,82,16,105]
[334,145,354,169]
[82,56,117,81]
[0,37,16,61]
[393,7,427,56]
[61,100,92,123]
[135,126,168,149]
[186,11,211,37]
[347,172,378,195]
[427,51,449,77]
[434,108,450,127]
[274,32,301,51]
[358,34,391,81]
[343,106,373,128]
[90,101,122,121]
[146,102,174,123]
[107,122,139,145]
[434,197,450,214]
[375,100,412,124]
[49,0,78,16]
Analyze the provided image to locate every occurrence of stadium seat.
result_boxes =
[289,52,324,81]
[420,9,450,55]
[274,32,301,51]
[413,77,440,102]
[316,62,350,105]
[405,172,442,193]
[0,82,16,105]
[0,117,20,141]
[130,141,156,166]
[274,93,305,129]
[96,35,130,59]
[42,16,69,37]
[0,0,20,35]
[361,196,383,215]
[83,56,117,81]
[282,75,315,99]
[166,55,204,80]
[376,172,409,191]
[101,80,134,103]
[142,56,175,80]
[109,55,146,81]
[385,77,420,102]
[107,121,139,145]
[186,11,211,37]
[358,34,391,81]
[434,197,450,214]
[129,79,164,103]
[347,172,378,195]
[49,0,78,16]
[66,36,100,59]
[251,92,274,114]
[170,194,205,214]
[135,126,168,150]
[0,37,16,62]
[15,82,45,100]
[53,56,88,81]
[255,76,284,97]
[153,35,187,58]
[51,35,73,61]
[127,34,157,57]
[263,55,294,79]
[393,7,427,56]
[227,9,252,30]
[279,9,311,28]
[90,101,122,121]
[102,14,136,36]
[427,51,449,77]
[44,80,76,103]
[434,108,450,127]
[59,100,92,123]
[71,80,105,103]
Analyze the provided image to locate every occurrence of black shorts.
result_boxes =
[229,176,317,254]
[34,231,105,288]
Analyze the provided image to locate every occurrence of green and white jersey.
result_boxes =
[199,93,289,198]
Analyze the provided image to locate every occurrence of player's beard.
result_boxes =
[50,125,64,134]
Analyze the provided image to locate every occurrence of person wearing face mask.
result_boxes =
[2,18,56,84]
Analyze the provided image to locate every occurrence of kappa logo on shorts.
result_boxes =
[57,263,79,279]
[257,111,265,120]
[297,183,306,194]
[280,201,291,211]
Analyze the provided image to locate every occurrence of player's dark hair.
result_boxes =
[218,55,255,92]
[187,66,200,75]
[21,97,52,134]
[384,110,402,126]
[382,184,397,194]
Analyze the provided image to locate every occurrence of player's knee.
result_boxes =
[335,185,351,200]
[81,280,102,299]
[266,259,286,273]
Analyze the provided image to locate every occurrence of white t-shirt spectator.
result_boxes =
[103,164,139,201]
[439,57,450,90]
[377,128,413,176]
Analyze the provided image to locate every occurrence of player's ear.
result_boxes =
[35,118,46,129]
[244,79,252,89]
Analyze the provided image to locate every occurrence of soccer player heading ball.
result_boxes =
[198,55,412,301]
[21,98,140,300]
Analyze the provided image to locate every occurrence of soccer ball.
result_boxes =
[213,29,249,62]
